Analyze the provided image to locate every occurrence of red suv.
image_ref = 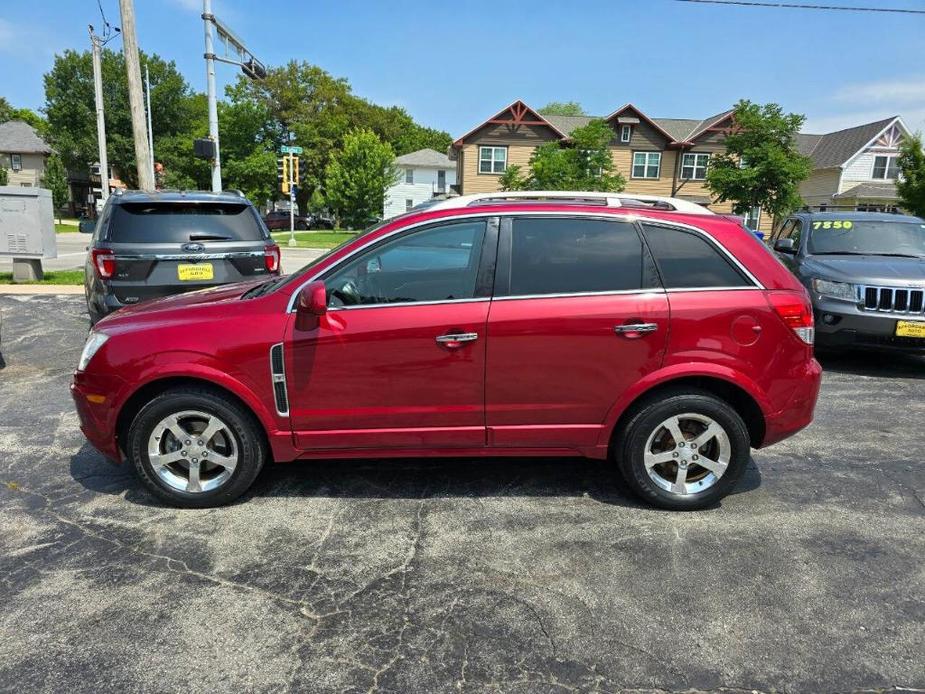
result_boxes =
[72,194,821,510]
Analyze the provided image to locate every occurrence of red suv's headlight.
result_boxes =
[91,248,116,279]
[264,244,281,273]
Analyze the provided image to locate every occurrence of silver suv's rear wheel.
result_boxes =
[617,391,750,510]
[128,387,267,508]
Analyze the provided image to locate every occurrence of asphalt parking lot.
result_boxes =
[0,295,922,693]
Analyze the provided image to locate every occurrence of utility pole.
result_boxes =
[144,63,155,187]
[118,0,155,191]
[88,26,111,208]
[202,0,222,192]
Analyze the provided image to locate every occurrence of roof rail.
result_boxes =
[425,191,716,215]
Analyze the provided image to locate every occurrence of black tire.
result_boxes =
[127,386,267,508]
[295,221,307,231]
[615,390,750,511]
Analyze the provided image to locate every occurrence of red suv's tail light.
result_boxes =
[91,248,116,279]
[264,244,281,273]
[767,290,814,344]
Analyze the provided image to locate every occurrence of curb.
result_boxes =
[0,285,84,295]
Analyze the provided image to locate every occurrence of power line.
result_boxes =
[673,0,925,14]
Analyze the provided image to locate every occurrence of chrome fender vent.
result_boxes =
[270,343,289,416]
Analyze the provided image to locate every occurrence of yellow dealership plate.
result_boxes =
[895,320,925,338]
[177,263,214,281]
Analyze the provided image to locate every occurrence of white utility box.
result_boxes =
[0,186,57,280]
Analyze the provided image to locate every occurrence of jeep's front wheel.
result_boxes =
[127,387,267,508]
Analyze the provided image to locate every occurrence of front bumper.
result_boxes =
[813,296,925,352]
[71,370,127,462]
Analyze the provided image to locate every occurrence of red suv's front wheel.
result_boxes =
[617,391,751,510]
[127,387,267,508]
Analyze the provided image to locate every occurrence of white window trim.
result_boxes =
[632,151,661,179]
[681,152,710,180]
[620,125,632,143]
[405,169,414,184]
[871,154,899,180]
[405,199,414,212]
[744,205,761,231]
[11,154,22,171]
[478,145,508,175]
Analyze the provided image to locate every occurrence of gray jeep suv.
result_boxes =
[82,190,281,324]
[771,211,925,351]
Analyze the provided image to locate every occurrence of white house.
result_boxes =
[383,148,457,219]
[797,116,911,213]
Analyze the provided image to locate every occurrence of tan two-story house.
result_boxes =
[451,100,774,233]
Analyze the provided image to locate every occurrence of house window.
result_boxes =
[872,155,899,180]
[478,146,507,174]
[632,151,661,179]
[744,206,761,231]
[681,153,710,180]
[405,169,414,184]
[620,125,632,143]
[405,199,414,212]
[11,154,22,171]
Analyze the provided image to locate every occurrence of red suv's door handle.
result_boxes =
[435,332,479,348]
[614,323,658,338]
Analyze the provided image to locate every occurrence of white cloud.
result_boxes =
[833,79,925,106]
[802,77,925,134]
[168,0,202,10]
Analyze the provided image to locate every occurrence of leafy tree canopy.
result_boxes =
[44,48,197,188]
[538,101,586,116]
[706,99,811,221]
[897,132,925,218]
[0,97,47,133]
[501,119,625,192]
[41,154,69,220]
[324,128,398,229]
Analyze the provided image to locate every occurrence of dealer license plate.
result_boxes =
[177,263,214,281]
[895,320,925,338]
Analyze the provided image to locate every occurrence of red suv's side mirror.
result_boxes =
[298,280,327,316]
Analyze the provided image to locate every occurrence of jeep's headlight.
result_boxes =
[812,278,856,301]
[78,332,109,371]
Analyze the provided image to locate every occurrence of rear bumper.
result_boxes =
[761,357,822,447]
[814,299,925,352]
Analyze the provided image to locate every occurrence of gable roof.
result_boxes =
[541,114,594,137]
[604,104,679,142]
[0,120,52,154]
[453,100,566,146]
[394,148,453,168]
[799,116,900,169]
[685,110,735,142]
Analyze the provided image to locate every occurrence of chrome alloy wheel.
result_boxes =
[643,413,731,495]
[147,410,238,494]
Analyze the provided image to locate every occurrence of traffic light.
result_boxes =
[291,156,300,186]
[277,155,290,194]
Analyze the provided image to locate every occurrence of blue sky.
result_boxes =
[3,0,925,137]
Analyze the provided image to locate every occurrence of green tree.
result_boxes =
[523,119,625,192]
[44,49,198,188]
[498,164,528,191]
[896,132,925,218]
[0,97,47,134]
[538,101,586,116]
[706,100,811,222]
[0,167,7,186]
[324,129,398,229]
[41,154,69,221]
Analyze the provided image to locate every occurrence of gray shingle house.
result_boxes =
[0,120,52,188]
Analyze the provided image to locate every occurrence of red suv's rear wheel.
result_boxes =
[617,391,750,510]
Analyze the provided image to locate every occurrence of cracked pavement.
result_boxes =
[0,295,923,693]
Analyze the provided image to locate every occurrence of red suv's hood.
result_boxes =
[96,279,266,327]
